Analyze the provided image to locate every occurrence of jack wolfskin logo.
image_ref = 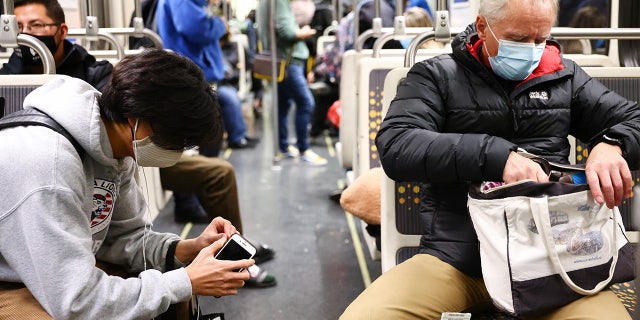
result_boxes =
[529,91,548,100]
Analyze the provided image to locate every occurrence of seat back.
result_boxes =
[0,75,59,115]
[380,66,640,273]
[354,49,451,179]
[316,35,335,57]
[231,34,251,101]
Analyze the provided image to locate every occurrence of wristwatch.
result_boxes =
[597,134,624,150]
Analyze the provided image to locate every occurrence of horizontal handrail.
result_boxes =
[67,29,125,60]
[406,27,640,67]
[372,27,432,58]
[354,27,393,51]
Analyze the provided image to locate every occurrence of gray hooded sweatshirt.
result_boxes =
[0,76,191,319]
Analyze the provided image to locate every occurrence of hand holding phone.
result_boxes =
[214,233,257,272]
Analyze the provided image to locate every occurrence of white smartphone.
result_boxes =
[214,233,257,272]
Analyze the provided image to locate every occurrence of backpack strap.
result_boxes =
[0,108,84,159]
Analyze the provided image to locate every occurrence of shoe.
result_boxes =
[174,205,210,224]
[328,188,343,204]
[245,264,277,288]
[249,240,275,264]
[276,145,300,160]
[300,149,328,166]
[244,135,260,143]
[228,137,258,149]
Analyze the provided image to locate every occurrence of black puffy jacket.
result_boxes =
[375,23,640,277]
[0,40,113,92]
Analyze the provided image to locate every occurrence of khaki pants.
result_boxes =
[340,254,631,320]
[0,261,190,320]
[160,155,243,232]
[0,282,52,320]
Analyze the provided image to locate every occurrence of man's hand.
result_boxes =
[585,143,632,208]
[296,25,316,40]
[502,151,549,184]
[196,217,237,250]
[186,238,253,297]
[175,217,237,263]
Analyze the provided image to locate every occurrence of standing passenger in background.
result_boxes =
[257,0,328,165]
[0,0,112,91]
[156,0,258,150]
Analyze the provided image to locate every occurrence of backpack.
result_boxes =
[0,105,84,159]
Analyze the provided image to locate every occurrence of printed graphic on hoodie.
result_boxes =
[92,178,115,234]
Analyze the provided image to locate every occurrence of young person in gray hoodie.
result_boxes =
[0,49,255,319]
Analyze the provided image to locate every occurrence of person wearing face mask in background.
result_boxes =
[0,0,113,92]
[0,49,255,320]
[341,0,640,319]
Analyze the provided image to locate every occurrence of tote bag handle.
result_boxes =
[530,196,618,295]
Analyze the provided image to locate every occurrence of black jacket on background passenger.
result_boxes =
[0,40,113,92]
[375,23,640,277]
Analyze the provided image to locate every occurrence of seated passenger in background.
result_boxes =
[401,7,444,49]
[0,49,252,319]
[341,0,640,318]
[0,0,112,91]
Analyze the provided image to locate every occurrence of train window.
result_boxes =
[557,0,611,55]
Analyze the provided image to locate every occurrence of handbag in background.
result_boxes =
[467,152,636,316]
[252,52,288,83]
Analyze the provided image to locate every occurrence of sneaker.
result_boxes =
[245,264,277,288]
[300,149,328,166]
[276,145,300,159]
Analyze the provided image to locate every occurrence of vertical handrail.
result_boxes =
[132,0,144,37]
[331,0,337,23]
[268,0,279,165]
[3,0,13,14]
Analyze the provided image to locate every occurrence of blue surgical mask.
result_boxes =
[485,21,546,81]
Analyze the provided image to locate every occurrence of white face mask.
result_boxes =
[132,120,183,168]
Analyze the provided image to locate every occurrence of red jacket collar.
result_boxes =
[466,38,564,82]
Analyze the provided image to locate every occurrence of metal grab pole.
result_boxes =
[70,27,163,49]
[269,0,279,165]
[403,27,640,67]
[354,27,393,51]
[371,27,431,58]
[66,29,126,60]
[17,34,56,74]
[132,0,145,37]
[3,0,13,14]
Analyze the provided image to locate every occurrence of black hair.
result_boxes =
[15,0,65,23]
[99,49,223,150]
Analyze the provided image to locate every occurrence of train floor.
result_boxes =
[152,89,380,320]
